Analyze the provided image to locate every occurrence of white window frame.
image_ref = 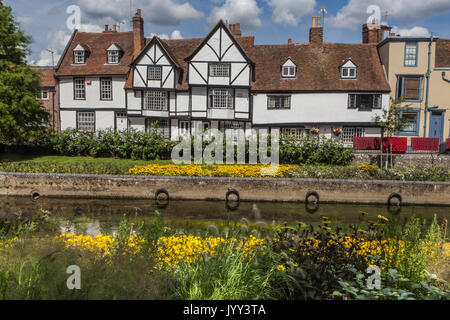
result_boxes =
[404,42,418,67]
[341,67,357,79]
[143,91,168,111]
[36,89,49,100]
[147,66,162,80]
[107,50,120,64]
[73,50,85,64]
[281,128,308,140]
[74,78,86,100]
[208,88,234,109]
[179,120,190,136]
[343,127,365,145]
[77,111,95,132]
[282,66,296,78]
[210,63,230,77]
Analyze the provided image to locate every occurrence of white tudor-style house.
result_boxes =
[55,10,391,146]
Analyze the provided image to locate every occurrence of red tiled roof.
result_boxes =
[56,31,134,77]
[32,67,56,87]
[56,30,389,93]
[436,39,450,68]
[250,43,390,92]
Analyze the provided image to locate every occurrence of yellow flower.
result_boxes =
[277,265,286,271]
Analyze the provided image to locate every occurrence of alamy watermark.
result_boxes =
[66,265,81,290]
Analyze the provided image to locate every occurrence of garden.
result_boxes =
[0,209,449,300]
[1,128,449,181]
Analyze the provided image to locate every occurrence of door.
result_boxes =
[429,111,444,151]
[116,113,128,131]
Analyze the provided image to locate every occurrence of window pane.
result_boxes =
[404,77,420,100]
[144,91,168,110]
[401,112,418,132]
[209,89,233,109]
[108,50,119,64]
[268,96,290,109]
[210,64,230,77]
[148,67,162,80]
[404,43,417,66]
[74,78,85,99]
[342,68,348,77]
[78,112,95,132]
[100,78,112,100]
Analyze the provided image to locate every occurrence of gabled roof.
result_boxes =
[55,31,134,77]
[184,20,254,65]
[340,59,357,68]
[131,36,180,68]
[436,39,450,68]
[107,43,123,52]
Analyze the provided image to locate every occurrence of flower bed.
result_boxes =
[411,138,440,152]
[129,164,298,178]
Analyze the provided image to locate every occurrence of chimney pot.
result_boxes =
[288,38,292,44]
[105,25,109,32]
[236,23,240,32]
[113,25,116,32]
[136,9,141,17]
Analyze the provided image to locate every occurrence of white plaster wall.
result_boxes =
[60,110,76,130]
[96,111,115,130]
[60,77,126,109]
[189,63,208,85]
[127,90,141,111]
[235,89,249,113]
[230,64,250,86]
[192,87,207,111]
[252,93,389,124]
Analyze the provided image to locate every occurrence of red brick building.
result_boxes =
[32,66,59,131]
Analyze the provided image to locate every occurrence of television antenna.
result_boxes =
[382,10,391,25]
[319,8,328,27]
[46,48,55,66]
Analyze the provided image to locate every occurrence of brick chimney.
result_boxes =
[362,23,392,44]
[309,16,323,48]
[104,25,109,32]
[133,9,144,58]
[228,23,242,37]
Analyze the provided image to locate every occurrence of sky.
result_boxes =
[6,0,450,66]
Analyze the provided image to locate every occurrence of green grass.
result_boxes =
[0,154,172,175]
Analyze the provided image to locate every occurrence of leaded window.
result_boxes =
[148,66,162,80]
[268,95,291,109]
[100,78,112,100]
[343,127,365,144]
[77,111,95,132]
[74,78,85,100]
[209,88,233,109]
[404,42,418,67]
[74,50,85,64]
[281,128,308,140]
[107,50,120,64]
[143,91,168,111]
[210,64,230,77]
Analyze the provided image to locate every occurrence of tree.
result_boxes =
[0,1,49,146]
[372,98,412,137]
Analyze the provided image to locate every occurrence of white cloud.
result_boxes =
[170,30,184,39]
[77,0,202,26]
[266,0,316,26]
[391,26,431,37]
[17,16,33,30]
[31,30,72,66]
[207,0,263,29]
[149,30,184,40]
[79,24,103,33]
[329,0,450,30]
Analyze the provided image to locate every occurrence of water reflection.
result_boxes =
[1,196,449,236]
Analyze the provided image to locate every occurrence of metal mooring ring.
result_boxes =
[387,193,402,207]
[155,188,169,201]
[226,189,240,203]
[31,191,40,201]
[305,191,319,205]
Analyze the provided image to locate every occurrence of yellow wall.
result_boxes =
[379,40,449,144]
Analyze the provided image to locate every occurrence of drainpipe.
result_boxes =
[423,35,434,138]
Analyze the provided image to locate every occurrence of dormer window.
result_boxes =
[281,58,296,78]
[106,44,122,64]
[73,44,87,64]
[107,50,119,64]
[340,60,357,79]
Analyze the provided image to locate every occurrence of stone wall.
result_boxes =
[352,152,450,168]
[0,172,449,205]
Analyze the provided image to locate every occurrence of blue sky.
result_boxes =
[6,0,450,66]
